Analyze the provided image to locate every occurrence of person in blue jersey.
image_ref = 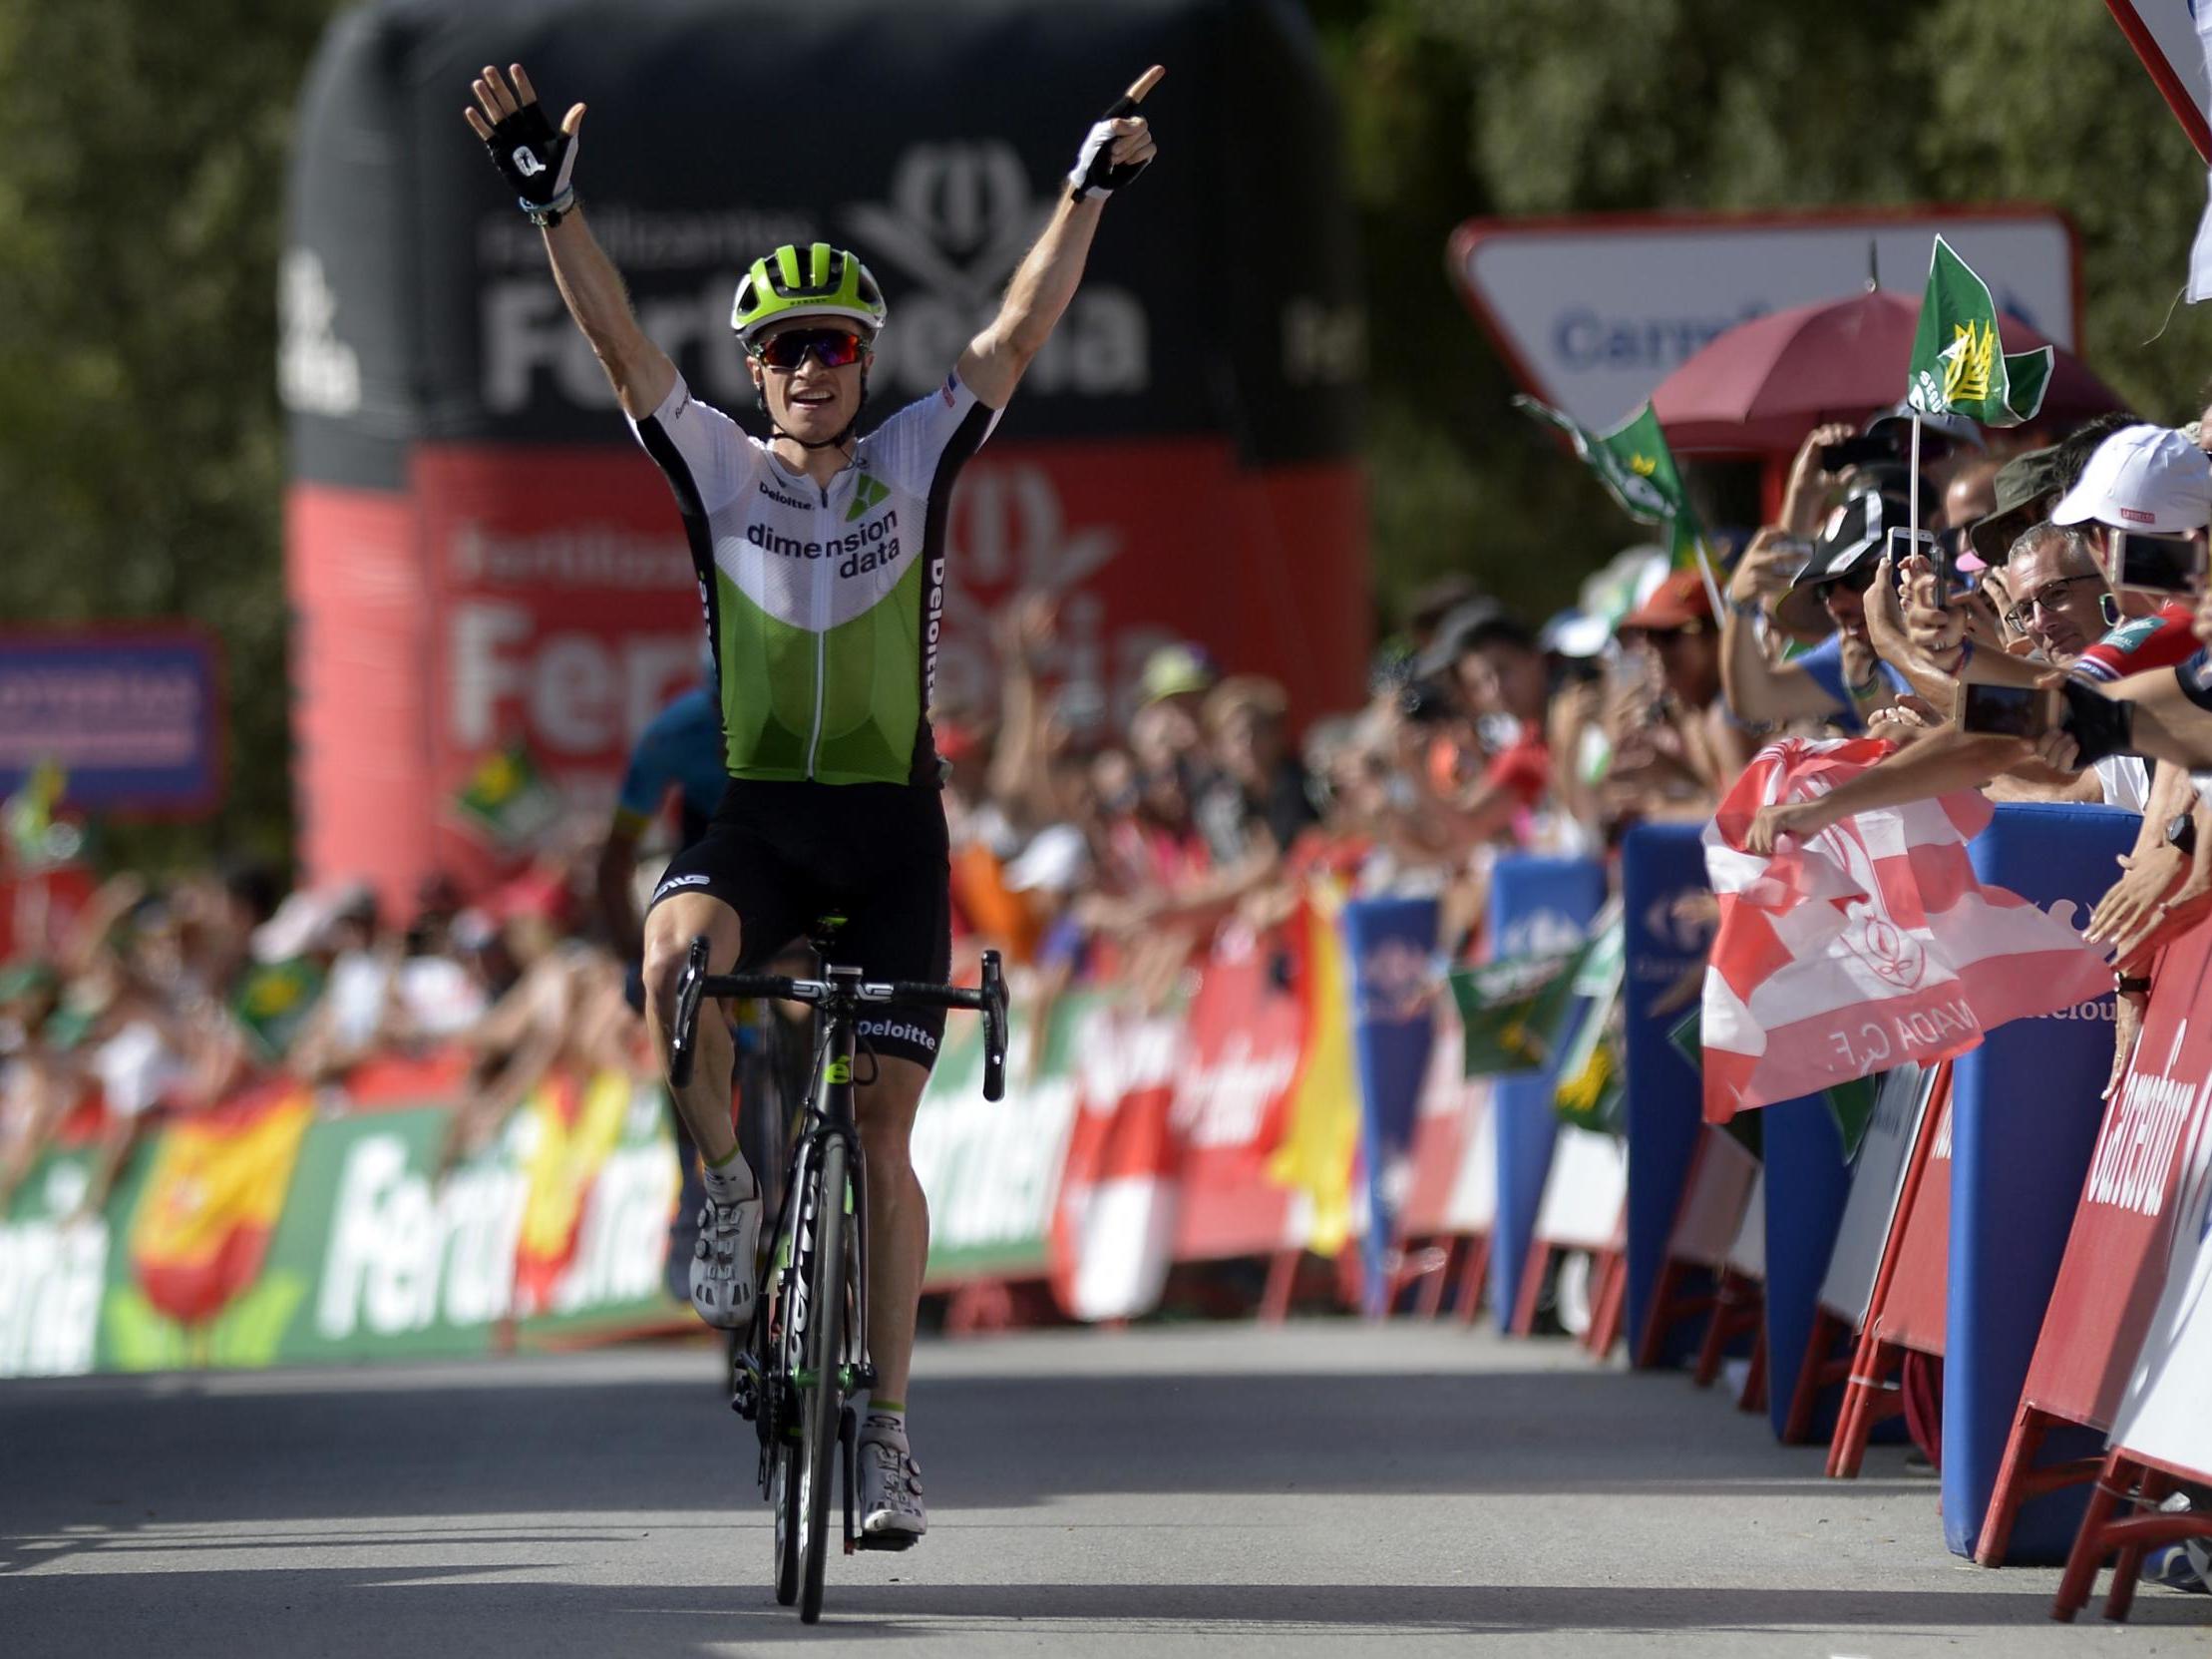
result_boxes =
[596,663,733,1303]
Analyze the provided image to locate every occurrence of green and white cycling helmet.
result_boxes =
[730,242,889,345]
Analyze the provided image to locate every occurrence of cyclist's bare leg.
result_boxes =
[642,891,744,1167]
[856,1054,930,1402]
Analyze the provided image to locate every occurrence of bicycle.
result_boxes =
[666,917,1007,1624]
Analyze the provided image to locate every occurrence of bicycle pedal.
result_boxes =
[853,1531,918,1553]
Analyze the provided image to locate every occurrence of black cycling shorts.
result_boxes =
[647,779,952,1070]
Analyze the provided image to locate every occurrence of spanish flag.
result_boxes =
[1267,880,1359,1258]
[129,1083,312,1328]
[512,1068,630,1314]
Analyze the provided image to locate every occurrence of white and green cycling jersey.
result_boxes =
[630,371,999,786]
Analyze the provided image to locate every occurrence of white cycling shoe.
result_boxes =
[858,1426,927,1545]
[687,1189,762,1330]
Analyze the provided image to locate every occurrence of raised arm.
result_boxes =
[957,67,1162,410]
[465,64,675,418]
[1718,529,1849,725]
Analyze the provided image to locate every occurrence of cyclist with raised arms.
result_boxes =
[466,60,1159,1546]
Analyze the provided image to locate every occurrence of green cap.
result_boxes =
[1968,445,2065,566]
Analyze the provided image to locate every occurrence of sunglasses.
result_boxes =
[1821,565,1879,597]
[751,327,869,370]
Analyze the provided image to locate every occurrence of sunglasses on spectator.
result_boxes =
[1820,565,1879,597]
[2001,573,2101,633]
[751,328,870,370]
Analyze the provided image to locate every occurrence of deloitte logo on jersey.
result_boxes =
[845,144,1147,399]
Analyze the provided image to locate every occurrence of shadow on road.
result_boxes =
[3,1360,1877,1537]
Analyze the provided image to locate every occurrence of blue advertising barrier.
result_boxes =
[1341,894,1440,1316]
[1944,801,2138,1561]
[1484,855,1607,1331]
[1620,824,1717,1362]
[1761,1093,1852,1439]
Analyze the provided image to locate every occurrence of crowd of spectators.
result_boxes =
[12,391,2212,1208]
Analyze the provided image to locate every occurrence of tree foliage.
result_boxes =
[1313,0,2212,630]
[0,0,342,865]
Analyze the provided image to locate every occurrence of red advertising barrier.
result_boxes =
[1980,927,2212,1564]
[1828,1071,1954,1479]
[1168,932,1306,1266]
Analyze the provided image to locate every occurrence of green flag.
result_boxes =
[1665,1003,1876,1159]
[1515,395,1706,569]
[231,957,326,1062]
[454,741,563,851]
[1904,235,2052,428]
[1449,949,1581,1077]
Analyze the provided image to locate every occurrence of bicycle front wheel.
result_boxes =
[796,1135,848,1624]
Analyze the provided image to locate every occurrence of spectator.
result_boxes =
[1610,571,1747,817]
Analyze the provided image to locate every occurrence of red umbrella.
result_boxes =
[1650,289,2128,455]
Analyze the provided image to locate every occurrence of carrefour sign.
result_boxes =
[1450,207,2080,432]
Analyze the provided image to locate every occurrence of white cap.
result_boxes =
[2051,423,2212,534]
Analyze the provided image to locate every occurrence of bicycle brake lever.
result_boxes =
[979,949,1007,1102]
[668,936,711,1089]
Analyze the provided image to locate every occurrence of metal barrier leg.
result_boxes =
[1451,1233,1489,1325]
[1510,1240,1553,1336]
[2052,1453,2134,1622]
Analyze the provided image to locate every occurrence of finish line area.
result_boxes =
[3,1322,2200,1659]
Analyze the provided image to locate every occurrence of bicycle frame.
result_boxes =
[666,930,1005,1605]
[768,966,875,1428]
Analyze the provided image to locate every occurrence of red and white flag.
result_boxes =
[1701,736,2109,1121]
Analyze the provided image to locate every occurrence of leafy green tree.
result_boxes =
[0,0,341,866]
[1314,0,2212,634]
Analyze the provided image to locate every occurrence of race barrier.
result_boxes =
[2054,1098,2212,1622]
[1621,822,1718,1363]
[1979,924,2212,1565]
[0,1056,682,1378]
[1484,855,1607,1332]
[1343,895,1441,1315]
[1758,1091,1853,1441]
[1782,1063,1933,1445]
[1943,803,2138,1561]
[1829,1070,1954,1478]
[2,898,1508,1374]
[1636,1127,1757,1368]
[1394,997,1495,1320]
[1698,1165,1766,1409]
[1511,1123,1626,1342]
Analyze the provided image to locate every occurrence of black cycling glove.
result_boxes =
[481,99,577,225]
[2059,678,2137,766]
[1067,92,1153,202]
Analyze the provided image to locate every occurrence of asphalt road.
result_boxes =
[1,1321,2204,1657]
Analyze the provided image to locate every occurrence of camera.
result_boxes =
[1955,681,2057,739]
[2108,530,2203,599]
[1820,433,1904,474]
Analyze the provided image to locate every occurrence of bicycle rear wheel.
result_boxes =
[796,1136,848,1624]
